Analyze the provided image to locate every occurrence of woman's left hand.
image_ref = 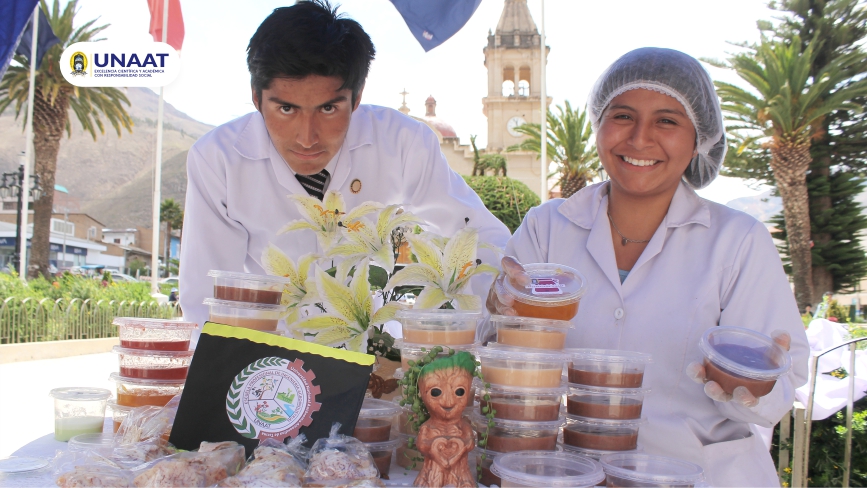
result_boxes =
[686,330,791,407]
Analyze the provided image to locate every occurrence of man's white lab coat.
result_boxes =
[504,181,809,487]
[179,105,511,334]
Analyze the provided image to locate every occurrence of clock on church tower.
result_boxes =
[482,0,550,196]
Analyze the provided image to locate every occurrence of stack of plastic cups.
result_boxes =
[346,398,401,478]
[107,317,198,431]
[203,270,291,332]
[561,349,652,462]
[393,309,482,472]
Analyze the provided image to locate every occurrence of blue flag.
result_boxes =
[0,0,39,81]
[390,0,484,52]
[16,7,60,69]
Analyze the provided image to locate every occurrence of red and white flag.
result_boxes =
[146,0,184,52]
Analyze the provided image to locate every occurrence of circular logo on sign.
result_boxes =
[226,357,321,440]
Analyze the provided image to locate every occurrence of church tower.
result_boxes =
[483,0,549,195]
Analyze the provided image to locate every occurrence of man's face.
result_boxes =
[253,75,360,175]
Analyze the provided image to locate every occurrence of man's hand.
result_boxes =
[486,256,530,316]
[686,329,791,407]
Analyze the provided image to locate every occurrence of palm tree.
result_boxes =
[0,0,133,279]
[160,198,183,275]
[714,36,867,309]
[507,102,600,198]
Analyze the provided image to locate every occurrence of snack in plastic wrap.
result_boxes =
[111,439,175,468]
[132,440,245,487]
[303,423,383,487]
[220,437,309,487]
[115,395,180,445]
[54,450,134,488]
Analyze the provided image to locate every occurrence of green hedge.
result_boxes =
[463,175,540,233]
[0,272,155,302]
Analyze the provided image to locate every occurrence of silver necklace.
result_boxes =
[607,210,651,246]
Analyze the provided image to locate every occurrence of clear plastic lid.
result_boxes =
[207,270,292,285]
[112,317,198,329]
[363,438,402,451]
[470,411,566,431]
[560,443,643,460]
[49,387,111,401]
[503,263,587,305]
[476,377,568,396]
[566,348,653,364]
[108,372,186,387]
[477,342,569,362]
[599,452,705,485]
[398,341,478,354]
[565,413,646,428]
[359,398,402,419]
[492,451,605,488]
[699,326,791,380]
[203,297,286,311]
[395,309,482,321]
[111,346,195,358]
[489,314,574,329]
[68,433,116,452]
[568,384,650,396]
[0,457,50,474]
[107,400,133,413]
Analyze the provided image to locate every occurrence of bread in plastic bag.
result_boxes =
[303,423,382,487]
[219,436,309,487]
[131,440,245,487]
[115,395,180,445]
[53,450,134,488]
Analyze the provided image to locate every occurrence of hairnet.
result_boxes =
[587,47,726,189]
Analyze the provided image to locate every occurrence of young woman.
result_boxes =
[488,47,808,487]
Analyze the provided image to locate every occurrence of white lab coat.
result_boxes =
[179,105,511,335]
[505,181,809,487]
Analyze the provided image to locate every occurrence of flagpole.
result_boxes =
[539,0,547,203]
[19,4,40,281]
[150,0,169,295]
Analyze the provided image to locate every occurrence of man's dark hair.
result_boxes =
[247,1,375,106]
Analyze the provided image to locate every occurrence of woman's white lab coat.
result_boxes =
[504,181,809,487]
[179,105,510,332]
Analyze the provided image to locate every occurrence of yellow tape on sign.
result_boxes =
[201,322,375,367]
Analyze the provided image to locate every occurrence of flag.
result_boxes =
[390,0,483,52]
[0,0,39,80]
[146,0,185,52]
[15,7,60,69]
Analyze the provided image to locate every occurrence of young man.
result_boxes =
[179,1,510,333]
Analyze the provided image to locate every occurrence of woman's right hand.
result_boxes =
[486,256,530,316]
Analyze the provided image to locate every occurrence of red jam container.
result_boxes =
[109,373,184,408]
[112,346,194,380]
[113,317,198,351]
[208,270,292,305]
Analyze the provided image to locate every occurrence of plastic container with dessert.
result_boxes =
[395,433,425,470]
[353,398,401,443]
[491,450,605,488]
[474,445,564,487]
[477,379,566,421]
[567,349,652,388]
[502,263,587,321]
[560,443,643,460]
[471,411,564,453]
[113,317,198,351]
[398,341,477,371]
[112,346,194,381]
[699,326,791,398]
[107,401,133,433]
[203,298,285,331]
[563,414,645,451]
[395,309,482,345]
[599,452,705,488]
[477,343,567,388]
[109,373,185,408]
[490,314,574,350]
[567,384,649,420]
[50,387,112,442]
[364,437,400,478]
[208,270,291,305]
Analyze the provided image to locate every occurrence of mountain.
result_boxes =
[725,191,782,225]
[0,87,215,227]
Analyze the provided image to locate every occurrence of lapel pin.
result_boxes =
[350,178,362,194]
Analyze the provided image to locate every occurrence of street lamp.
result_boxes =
[0,164,43,273]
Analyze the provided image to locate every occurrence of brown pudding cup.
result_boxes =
[699,326,791,398]
[490,315,573,350]
[567,384,649,420]
[471,411,564,453]
[491,451,606,488]
[562,414,644,451]
[567,349,652,388]
[207,270,291,305]
[476,379,566,421]
[599,452,704,487]
[364,438,400,478]
[354,397,400,442]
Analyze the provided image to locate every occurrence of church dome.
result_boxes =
[421,95,457,138]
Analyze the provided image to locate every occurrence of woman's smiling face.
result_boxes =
[597,88,697,198]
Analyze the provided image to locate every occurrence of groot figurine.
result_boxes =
[413,352,476,488]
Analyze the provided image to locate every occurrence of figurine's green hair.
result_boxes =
[419,351,476,379]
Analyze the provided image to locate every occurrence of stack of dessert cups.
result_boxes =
[107,317,198,432]
[351,397,402,479]
[561,349,652,461]
[392,308,483,472]
[203,270,291,332]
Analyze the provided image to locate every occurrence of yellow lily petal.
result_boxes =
[288,194,328,227]
[350,259,373,317]
[314,266,357,321]
[347,331,368,353]
[328,242,369,259]
[261,243,298,283]
[407,234,444,276]
[312,327,355,348]
[277,220,319,235]
[371,243,396,275]
[294,314,350,331]
[322,190,347,214]
[451,263,499,292]
[298,254,320,280]
[443,228,479,282]
[344,201,384,223]
[414,287,449,310]
[371,301,406,326]
[384,263,440,290]
[452,293,482,311]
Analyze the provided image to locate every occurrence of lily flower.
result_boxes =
[293,259,406,352]
[384,227,499,310]
[278,190,382,252]
[261,243,320,326]
[328,205,423,274]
